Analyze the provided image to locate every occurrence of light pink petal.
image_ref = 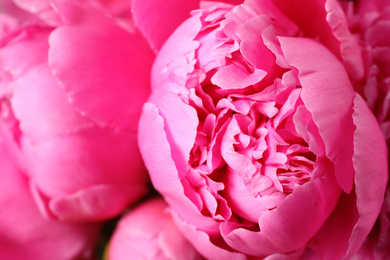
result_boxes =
[49,1,154,130]
[138,102,219,232]
[344,94,388,258]
[221,157,341,256]
[280,36,356,193]
[211,62,267,89]
[132,0,200,52]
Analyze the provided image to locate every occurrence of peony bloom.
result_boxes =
[0,0,154,221]
[0,127,101,260]
[340,0,390,258]
[138,0,388,259]
[108,197,203,260]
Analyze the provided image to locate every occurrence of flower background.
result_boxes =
[0,0,389,259]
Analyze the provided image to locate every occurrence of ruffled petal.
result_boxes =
[221,157,341,257]
[280,36,356,193]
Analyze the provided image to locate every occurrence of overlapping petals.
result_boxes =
[0,0,153,221]
[138,0,388,258]
[0,127,100,260]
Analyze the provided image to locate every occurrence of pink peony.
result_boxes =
[0,0,154,221]
[108,197,204,260]
[138,0,388,259]
[0,127,101,260]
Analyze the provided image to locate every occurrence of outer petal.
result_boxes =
[279,36,356,193]
[344,94,388,258]
[132,0,200,52]
[49,1,154,130]
[0,128,100,260]
[138,102,219,232]
[304,78,388,260]
[23,126,148,221]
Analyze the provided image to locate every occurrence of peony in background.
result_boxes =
[0,0,389,259]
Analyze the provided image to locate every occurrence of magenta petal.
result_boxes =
[280,36,355,193]
[344,94,388,257]
[132,0,200,51]
[49,2,154,130]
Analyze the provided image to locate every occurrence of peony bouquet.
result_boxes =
[0,0,389,259]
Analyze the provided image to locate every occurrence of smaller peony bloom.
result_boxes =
[138,0,388,259]
[108,197,203,260]
[0,0,154,221]
[340,1,390,258]
[340,0,390,140]
[0,127,101,260]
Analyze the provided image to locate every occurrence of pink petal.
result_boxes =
[170,210,246,260]
[0,129,100,259]
[325,0,364,81]
[32,182,147,221]
[10,64,91,143]
[280,36,356,193]
[49,1,154,130]
[151,13,201,90]
[306,192,360,259]
[13,0,61,25]
[132,0,200,52]
[109,198,202,260]
[0,25,52,77]
[138,102,219,232]
[344,94,388,258]
[221,157,341,256]
[23,127,147,195]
